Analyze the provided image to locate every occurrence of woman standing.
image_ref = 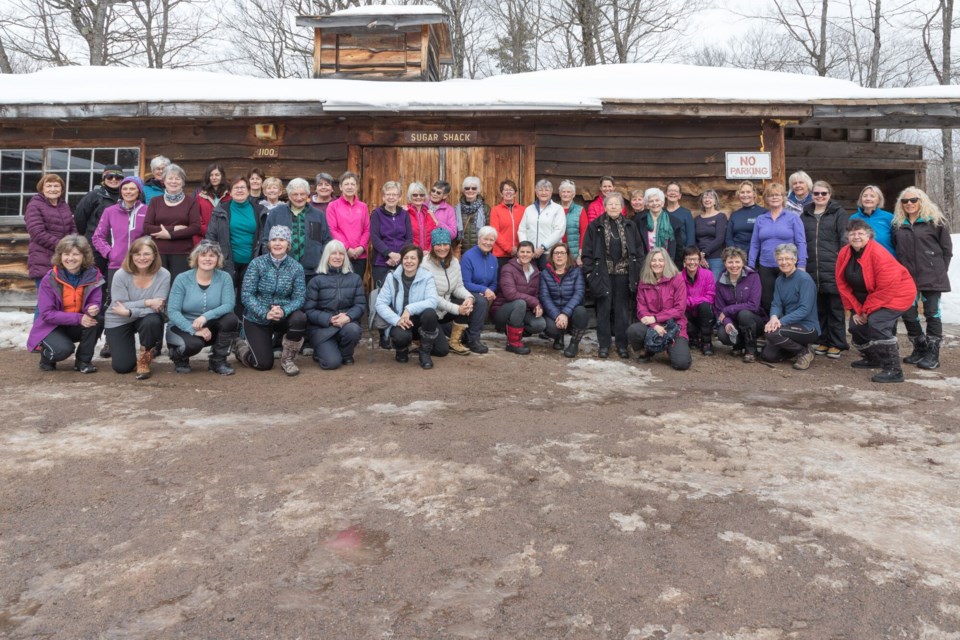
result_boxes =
[749,182,807,314]
[518,179,566,269]
[626,247,691,370]
[247,168,265,202]
[490,179,525,267]
[713,247,765,362]
[25,174,76,290]
[375,244,443,369]
[144,164,201,283]
[27,235,104,373]
[539,243,588,357]
[104,237,170,379]
[580,176,619,243]
[311,172,335,212]
[326,171,370,278]
[427,180,458,239]
[492,241,546,355]
[694,189,727,280]
[785,171,813,216]
[681,246,716,356]
[665,182,696,264]
[407,182,437,252]
[304,240,366,370]
[142,155,170,203]
[558,180,584,261]
[421,228,482,356]
[93,177,148,283]
[726,181,767,253]
[371,181,414,289]
[206,177,268,306]
[762,243,820,370]
[195,163,228,242]
[260,177,285,211]
[165,240,239,375]
[639,188,676,260]
[581,192,643,358]
[263,178,331,284]
[234,226,307,376]
[850,185,895,256]
[836,219,917,383]
[893,187,952,370]
[455,176,490,255]
[801,180,849,359]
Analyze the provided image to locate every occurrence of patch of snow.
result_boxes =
[942,233,960,323]
[559,360,662,402]
[610,512,647,532]
[330,4,445,15]
[908,377,960,391]
[366,400,448,416]
[717,531,779,560]
[0,311,32,349]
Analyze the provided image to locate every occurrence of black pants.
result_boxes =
[231,263,249,319]
[312,322,362,370]
[594,274,632,350]
[493,299,547,334]
[242,310,307,370]
[902,290,942,339]
[160,254,190,283]
[104,314,164,373]
[391,308,449,355]
[761,324,819,361]
[372,265,392,289]
[849,307,904,347]
[817,291,848,350]
[441,296,488,346]
[497,256,512,270]
[757,265,780,314]
[352,258,367,281]
[626,323,692,370]
[167,314,238,357]
[717,309,763,347]
[39,324,100,365]
[685,302,715,343]
[544,305,589,337]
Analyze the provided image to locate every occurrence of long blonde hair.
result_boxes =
[639,247,679,284]
[892,187,946,227]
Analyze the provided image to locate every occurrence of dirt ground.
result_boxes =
[2,330,960,640]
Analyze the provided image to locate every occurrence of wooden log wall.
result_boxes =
[317,29,426,80]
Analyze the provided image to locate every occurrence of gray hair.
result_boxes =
[558,180,576,192]
[535,179,553,191]
[150,155,170,171]
[462,176,481,190]
[477,225,497,241]
[644,187,665,203]
[382,181,402,195]
[407,181,427,199]
[315,172,334,186]
[859,185,885,209]
[317,239,353,274]
[162,163,186,182]
[286,178,310,195]
[774,243,799,260]
[788,171,813,193]
[604,192,624,207]
[188,239,224,269]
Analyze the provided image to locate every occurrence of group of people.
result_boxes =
[24,160,952,382]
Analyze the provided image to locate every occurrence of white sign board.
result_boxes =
[725,152,772,180]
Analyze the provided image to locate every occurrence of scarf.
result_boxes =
[164,190,185,203]
[646,211,674,249]
[459,196,486,229]
[602,216,629,275]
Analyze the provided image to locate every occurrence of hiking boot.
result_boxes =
[793,345,815,370]
[826,346,842,359]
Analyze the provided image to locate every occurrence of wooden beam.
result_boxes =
[313,28,322,78]
[420,25,429,79]
[761,119,786,186]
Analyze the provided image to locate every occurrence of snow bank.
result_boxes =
[0,312,32,349]
[942,233,960,324]
[330,5,445,16]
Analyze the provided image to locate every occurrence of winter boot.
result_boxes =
[168,345,192,373]
[850,342,881,369]
[505,325,530,355]
[395,348,409,363]
[552,335,565,350]
[448,322,471,356]
[99,338,112,359]
[233,337,252,368]
[280,337,304,376]
[917,336,941,370]
[871,339,905,383]
[135,345,155,380]
[378,329,392,350]
[741,326,758,363]
[903,334,928,365]
[418,328,439,369]
[38,351,56,371]
[208,331,236,376]
[564,329,585,358]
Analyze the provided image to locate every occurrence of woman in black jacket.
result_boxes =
[801,180,850,359]
[893,187,953,369]
[304,240,367,370]
[581,192,644,358]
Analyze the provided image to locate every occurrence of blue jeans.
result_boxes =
[707,258,724,281]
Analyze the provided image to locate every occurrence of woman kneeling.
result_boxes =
[626,247,691,370]
[104,237,170,378]
[761,243,821,370]
[304,240,366,369]
[492,241,546,354]
[421,228,483,356]
[375,244,444,369]
[235,226,307,375]
[539,243,588,357]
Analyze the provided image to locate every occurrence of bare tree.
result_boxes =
[919,0,957,223]
[485,0,540,73]
[762,0,849,76]
[128,0,221,69]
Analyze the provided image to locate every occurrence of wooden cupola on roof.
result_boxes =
[296,7,453,82]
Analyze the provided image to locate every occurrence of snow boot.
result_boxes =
[850,342,881,369]
[505,325,530,355]
[418,328,439,369]
[903,334,928,365]
[280,337,304,376]
[563,329,585,358]
[448,322,471,356]
[871,339,905,383]
[135,345,155,380]
[208,331,236,376]
[917,336,941,370]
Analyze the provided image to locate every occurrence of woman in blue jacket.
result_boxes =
[540,243,588,357]
[762,243,820,370]
[375,244,443,369]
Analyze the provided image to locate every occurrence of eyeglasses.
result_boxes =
[197,240,221,250]
[552,250,568,255]
[463,186,478,191]
[431,189,445,195]
[900,197,920,204]
[813,191,829,196]
[104,173,124,181]
[411,193,426,198]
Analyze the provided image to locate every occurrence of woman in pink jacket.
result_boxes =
[626,247,691,370]
[326,171,370,277]
[680,245,716,356]
[92,177,148,282]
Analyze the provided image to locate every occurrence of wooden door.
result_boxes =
[444,147,522,205]
[361,146,439,204]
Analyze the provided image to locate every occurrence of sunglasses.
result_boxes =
[812,191,829,196]
[197,240,221,250]
[411,193,426,198]
[900,197,920,204]
[104,173,124,180]
[463,186,478,191]
[430,189,445,195]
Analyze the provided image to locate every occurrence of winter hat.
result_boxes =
[102,164,124,176]
[430,227,451,246]
[268,225,292,243]
[119,176,143,193]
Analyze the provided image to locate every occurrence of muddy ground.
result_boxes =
[2,331,960,640]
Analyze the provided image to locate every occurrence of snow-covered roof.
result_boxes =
[329,5,445,16]
[2,63,959,125]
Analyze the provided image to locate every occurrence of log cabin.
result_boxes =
[0,6,953,308]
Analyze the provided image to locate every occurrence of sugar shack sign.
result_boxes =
[404,131,477,145]
[726,152,772,180]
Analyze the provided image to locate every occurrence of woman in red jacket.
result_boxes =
[491,241,546,354]
[489,179,525,268]
[626,247,691,370]
[836,218,917,383]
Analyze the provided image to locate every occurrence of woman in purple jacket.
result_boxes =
[92,177,148,287]
[627,247,691,370]
[25,174,77,289]
[370,181,413,288]
[748,182,807,314]
[681,245,716,356]
[713,246,766,362]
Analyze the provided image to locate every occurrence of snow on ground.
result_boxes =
[942,233,960,323]
[0,311,33,349]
